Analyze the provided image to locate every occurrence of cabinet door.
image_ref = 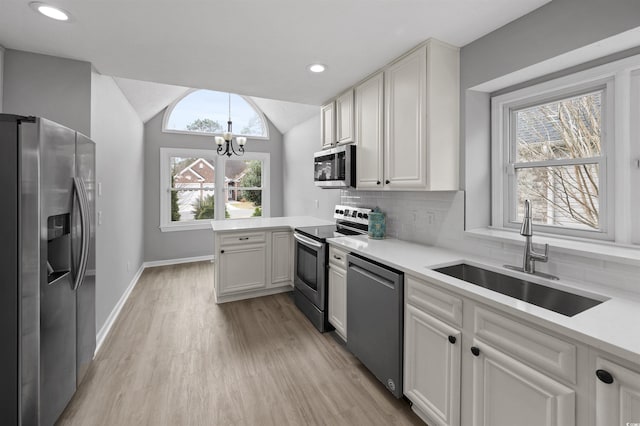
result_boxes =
[355,72,384,189]
[595,357,640,426]
[336,90,354,144]
[218,244,266,295]
[271,231,292,286]
[471,341,575,426]
[320,102,335,149]
[328,265,347,340]
[384,47,427,189]
[404,304,461,426]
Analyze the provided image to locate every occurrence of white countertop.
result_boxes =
[328,234,640,365]
[210,216,334,232]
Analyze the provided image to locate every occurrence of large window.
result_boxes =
[160,148,270,231]
[492,61,632,242]
[163,90,268,138]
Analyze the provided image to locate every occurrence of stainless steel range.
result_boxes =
[293,205,371,332]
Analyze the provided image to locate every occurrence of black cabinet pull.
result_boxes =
[470,346,480,357]
[596,369,614,384]
[239,237,249,240]
[376,181,381,185]
[385,180,390,184]
[448,335,456,344]
[220,250,225,254]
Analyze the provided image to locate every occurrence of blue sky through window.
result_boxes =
[166,90,266,136]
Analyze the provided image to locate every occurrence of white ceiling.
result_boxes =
[0,0,550,106]
[113,77,190,123]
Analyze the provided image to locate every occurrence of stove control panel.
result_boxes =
[333,205,372,225]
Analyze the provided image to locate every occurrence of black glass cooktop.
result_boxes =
[295,224,362,242]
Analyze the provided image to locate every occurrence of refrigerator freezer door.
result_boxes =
[75,133,96,386]
[39,118,77,426]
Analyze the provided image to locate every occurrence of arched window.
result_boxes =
[163,90,269,139]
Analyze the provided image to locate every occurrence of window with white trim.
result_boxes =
[162,89,269,139]
[160,148,270,231]
[492,54,640,244]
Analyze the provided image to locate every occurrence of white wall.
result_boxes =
[91,71,145,330]
[282,115,340,220]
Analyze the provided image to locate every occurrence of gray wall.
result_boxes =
[282,115,340,220]
[143,111,284,262]
[90,71,145,331]
[2,49,91,136]
[460,0,640,229]
[0,46,4,112]
[2,48,145,337]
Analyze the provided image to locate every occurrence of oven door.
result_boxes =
[293,232,327,309]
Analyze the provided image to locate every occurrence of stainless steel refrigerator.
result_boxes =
[0,114,96,426]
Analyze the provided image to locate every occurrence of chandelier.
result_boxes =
[215,93,246,157]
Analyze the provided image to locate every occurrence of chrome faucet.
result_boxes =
[505,200,558,280]
[520,200,549,274]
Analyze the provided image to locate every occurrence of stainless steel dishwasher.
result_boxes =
[346,253,404,398]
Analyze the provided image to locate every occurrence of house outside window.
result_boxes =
[160,148,270,232]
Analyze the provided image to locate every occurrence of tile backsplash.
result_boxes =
[340,189,461,246]
[340,189,640,295]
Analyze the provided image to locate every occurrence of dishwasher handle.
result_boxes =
[348,264,396,290]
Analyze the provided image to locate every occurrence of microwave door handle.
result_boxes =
[294,233,323,249]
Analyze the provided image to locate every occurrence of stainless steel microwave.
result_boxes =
[313,145,356,188]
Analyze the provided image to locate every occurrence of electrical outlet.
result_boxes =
[127,261,131,272]
[314,200,319,209]
[98,211,103,225]
[97,182,102,197]
[426,211,435,225]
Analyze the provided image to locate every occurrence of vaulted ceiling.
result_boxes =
[1,0,550,106]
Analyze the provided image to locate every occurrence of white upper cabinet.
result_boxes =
[336,90,354,145]
[384,46,427,189]
[320,102,335,149]
[350,39,459,191]
[355,72,384,189]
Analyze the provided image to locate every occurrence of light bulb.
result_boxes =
[215,136,225,146]
[237,137,247,146]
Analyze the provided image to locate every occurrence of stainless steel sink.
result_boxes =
[434,263,603,317]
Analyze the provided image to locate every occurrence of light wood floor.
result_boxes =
[58,262,424,426]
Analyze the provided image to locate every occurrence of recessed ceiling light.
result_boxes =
[30,2,70,21]
[308,64,326,73]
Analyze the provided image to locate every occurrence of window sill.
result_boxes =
[160,222,213,233]
[465,227,640,267]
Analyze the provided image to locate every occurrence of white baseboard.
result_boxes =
[143,254,215,268]
[94,254,216,356]
[95,263,145,355]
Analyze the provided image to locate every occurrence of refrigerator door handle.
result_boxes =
[72,177,90,291]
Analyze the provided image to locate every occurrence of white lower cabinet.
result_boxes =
[404,304,461,426]
[214,229,293,302]
[328,265,347,340]
[271,231,292,286]
[595,357,640,426]
[218,243,266,296]
[470,341,575,426]
[328,246,348,340]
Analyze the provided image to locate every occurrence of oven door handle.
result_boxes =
[294,233,323,249]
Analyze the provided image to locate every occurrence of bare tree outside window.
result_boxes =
[512,91,602,230]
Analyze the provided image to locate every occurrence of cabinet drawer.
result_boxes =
[329,246,348,269]
[406,275,463,327]
[474,307,577,384]
[220,232,266,246]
